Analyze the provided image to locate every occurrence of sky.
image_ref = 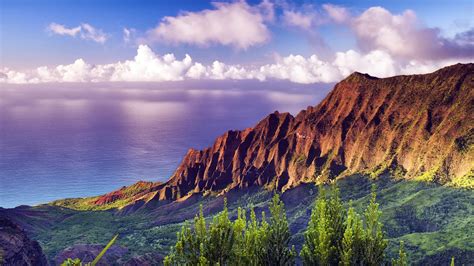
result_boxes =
[0,0,473,84]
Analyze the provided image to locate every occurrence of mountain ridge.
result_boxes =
[51,63,474,211]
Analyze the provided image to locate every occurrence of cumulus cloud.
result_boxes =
[333,50,396,77]
[145,1,270,49]
[109,45,193,81]
[3,45,471,85]
[0,68,29,84]
[47,23,108,44]
[341,7,474,60]
[257,54,339,83]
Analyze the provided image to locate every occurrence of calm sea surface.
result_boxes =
[0,81,331,208]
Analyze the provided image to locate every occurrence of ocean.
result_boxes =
[0,80,331,207]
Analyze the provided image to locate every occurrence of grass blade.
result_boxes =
[91,234,118,266]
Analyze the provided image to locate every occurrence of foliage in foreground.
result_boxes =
[164,195,295,265]
[23,177,472,265]
[164,185,408,265]
[300,185,388,265]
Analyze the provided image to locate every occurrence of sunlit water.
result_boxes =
[0,81,331,208]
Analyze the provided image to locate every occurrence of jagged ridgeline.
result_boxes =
[51,63,473,211]
[165,63,473,195]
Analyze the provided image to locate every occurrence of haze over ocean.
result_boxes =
[0,81,331,208]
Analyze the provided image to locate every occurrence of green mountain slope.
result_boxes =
[2,176,472,265]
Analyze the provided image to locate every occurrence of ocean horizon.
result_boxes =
[0,81,331,208]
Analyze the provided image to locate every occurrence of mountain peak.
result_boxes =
[157,63,473,201]
[51,64,474,210]
[345,71,379,81]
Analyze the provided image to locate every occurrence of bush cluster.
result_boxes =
[164,185,408,266]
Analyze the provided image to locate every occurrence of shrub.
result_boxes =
[301,184,387,266]
[164,195,295,265]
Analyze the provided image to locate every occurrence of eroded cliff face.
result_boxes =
[155,63,473,200]
[58,63,473,209]
[0,217,48,266]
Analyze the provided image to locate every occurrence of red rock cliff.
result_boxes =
[66,63,473,208]
[154,63,473,200]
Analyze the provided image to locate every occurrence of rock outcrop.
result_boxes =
[0,217,48,266]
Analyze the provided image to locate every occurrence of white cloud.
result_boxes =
[349,7,474,60]
[257,0,275,22]
[0,45,471,85]
[145,1,270,49]
[55,59,92,82]
[257,54,341,83]
[0,68,29,84]
[47,23,108,44]
[322,4,350,24]
[47,23,81,37]
[282,10,313,30]
[80,23,107,44]
[333,50,396,78]
[109,45,193,81]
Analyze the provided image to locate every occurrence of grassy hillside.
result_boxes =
[3,175,472,265]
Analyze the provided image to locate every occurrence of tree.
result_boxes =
[363,185,387,266]
[260,194,296,266]
[340,202,364,266]
[165,195,295,265]
[207,200,235,264]
[232,207,248,264]
[164,184,398,265]
[164,201,236,265]
[241,207,268,265]
[300,185,332,265]
[327,185,346,265]
[392,241,408,266]
[301,184,388,266]
[300,185,344,265]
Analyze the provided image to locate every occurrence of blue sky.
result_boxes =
[0,0,472,83]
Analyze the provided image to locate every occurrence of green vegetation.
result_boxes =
[50,197,137,211]
[164,185,416,265]
[301,185,387,265]
[16,175,473,265]
[61,235,118,266]
[391,241,407,266]
[415,168,439,183]
[449,169,474,189]
[300,185,346,265]
[262,194,296,265]
[50,181,157,211]
[164,195,295,265]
